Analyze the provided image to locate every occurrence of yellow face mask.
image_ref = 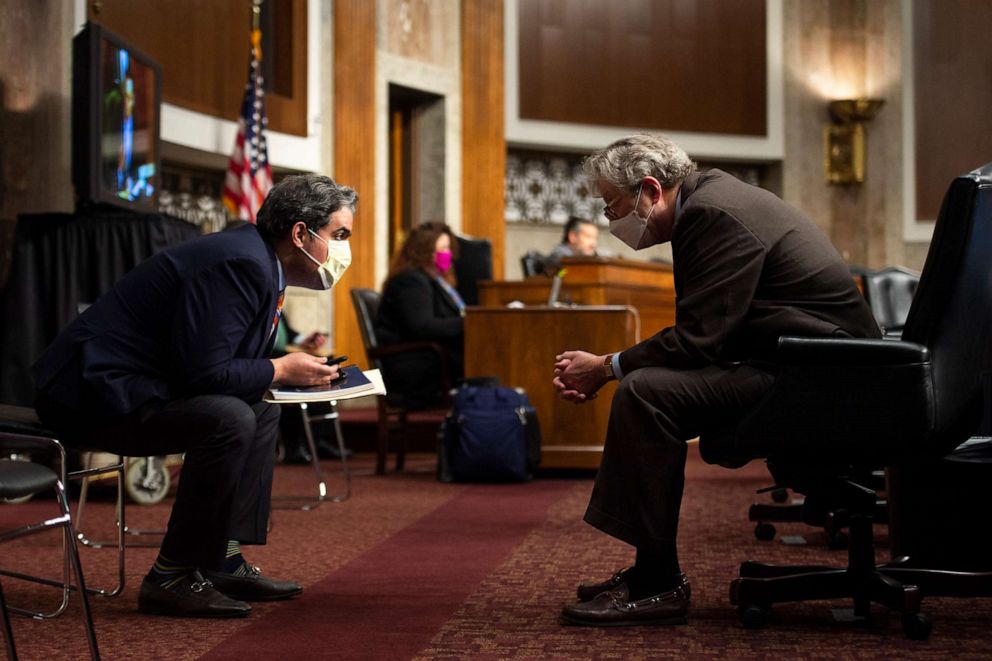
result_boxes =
[301,229,352,290]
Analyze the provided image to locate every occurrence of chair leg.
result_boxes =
[73,459,129,596]
[396,410,408,472]
[56,480,101,660]
[376,397,389,475]
[273,403,331,510]
[0,579,17,661]
[326,402,352,503]
[0,479,102,659]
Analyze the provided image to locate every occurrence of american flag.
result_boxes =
[223,27,273,223]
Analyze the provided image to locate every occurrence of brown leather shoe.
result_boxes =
[561,579,691,627]
[201,565,303,602]
[138,571,252,618]
[576,569,690,603]
[576,567,633,602]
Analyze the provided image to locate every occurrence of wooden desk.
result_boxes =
[464,306,640,470]
[478,256,676,338]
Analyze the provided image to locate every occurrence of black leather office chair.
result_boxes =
[350,289,452,475]
[453,234,493,306]
[520,251,548,278]
[863,266,921,338]
[748,266,922,545]
[703,162,992,639]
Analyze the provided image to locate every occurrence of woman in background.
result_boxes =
[375,222,465,409]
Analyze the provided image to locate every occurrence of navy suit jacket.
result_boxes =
[32,224,280,418]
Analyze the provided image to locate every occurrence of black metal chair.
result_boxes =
[0,407,128,604]
[0,437,100,659]
[350,288,452,475]
[703,162,992,639]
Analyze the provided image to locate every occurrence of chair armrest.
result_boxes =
[777,336,929,366]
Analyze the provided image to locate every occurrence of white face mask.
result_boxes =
[609,186,659,250]
[301,229,351,290]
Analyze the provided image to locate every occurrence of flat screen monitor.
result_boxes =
[72,22,162,212]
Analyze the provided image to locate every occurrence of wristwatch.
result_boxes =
[603,354,616,381]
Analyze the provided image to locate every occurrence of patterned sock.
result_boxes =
[146,554,195,590]
[222,540,252,576]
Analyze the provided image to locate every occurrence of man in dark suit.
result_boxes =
[33,174,356,618]
[553,134,880,627]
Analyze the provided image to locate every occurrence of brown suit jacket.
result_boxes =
[619,169,880,371]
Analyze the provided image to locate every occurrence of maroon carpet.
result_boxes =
[201,481,575,660]
[4,451,992,659]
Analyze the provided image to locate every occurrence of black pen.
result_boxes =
[326,355,348,366]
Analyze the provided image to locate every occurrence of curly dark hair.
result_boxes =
[385,221,459,284]
[255,174,357,241]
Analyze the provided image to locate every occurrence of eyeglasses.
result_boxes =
[601,186,638,221]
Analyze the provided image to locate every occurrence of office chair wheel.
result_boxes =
[770,487,789,503]
[901,612,932,640]
[754,522,776,541]
[125,457,170,505]
[739,604,770,629]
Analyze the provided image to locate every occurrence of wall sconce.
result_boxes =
[824,98,884,184]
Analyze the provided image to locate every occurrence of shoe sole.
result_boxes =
[138,603,252,618]
[559,613,688,627]
[219,587,303,602]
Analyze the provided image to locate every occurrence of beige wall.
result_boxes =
[781,0,927,272]
[0,0,936,295]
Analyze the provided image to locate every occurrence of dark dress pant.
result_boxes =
[37,393,280,571]
[584,364,775,553]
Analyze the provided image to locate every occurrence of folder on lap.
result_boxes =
[265,366,386,403]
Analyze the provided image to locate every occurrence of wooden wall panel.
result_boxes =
[914,0,992,221]
[90,0,307,136]
[517,0,766,136]
[332,0,377,367]
[461,0,506,279]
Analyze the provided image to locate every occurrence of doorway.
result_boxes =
[387,84,446,259]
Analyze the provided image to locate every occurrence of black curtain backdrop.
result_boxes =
[0,204,201,406]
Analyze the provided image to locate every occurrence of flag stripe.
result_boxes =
[222,29,273,223]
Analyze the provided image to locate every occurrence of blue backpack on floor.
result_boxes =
[438,385,541,483]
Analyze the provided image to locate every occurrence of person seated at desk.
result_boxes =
[32,174,357,618]
[375,222,464,409]
[552,134,880,628]
[270,314,351,464]
[548,216,599,263]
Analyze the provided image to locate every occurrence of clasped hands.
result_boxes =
[553,350,608,404]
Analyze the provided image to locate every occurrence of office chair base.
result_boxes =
[732,566,926,638]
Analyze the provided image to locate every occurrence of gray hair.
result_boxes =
[582,134,697,192]
[256,174,358,240]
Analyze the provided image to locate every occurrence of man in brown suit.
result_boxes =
[553,134,880,627]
